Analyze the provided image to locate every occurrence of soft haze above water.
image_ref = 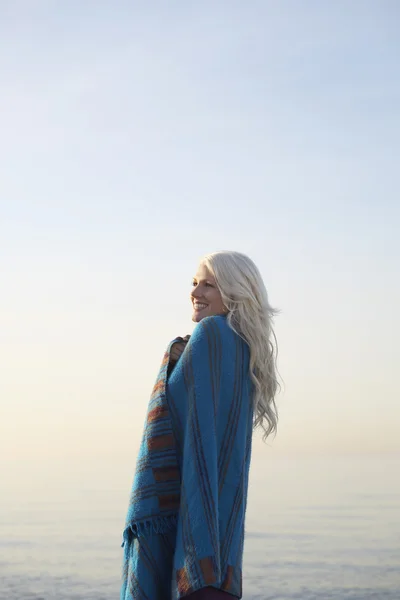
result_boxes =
[1,3,399,598]
[1,454,399,600]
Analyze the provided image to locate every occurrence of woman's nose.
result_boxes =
[191,287,202,299]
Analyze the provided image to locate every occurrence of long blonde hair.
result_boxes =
[202,250,281,441]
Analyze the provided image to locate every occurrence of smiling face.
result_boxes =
[190,262,226,323]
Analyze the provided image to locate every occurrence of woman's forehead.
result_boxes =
[194,263,214,280]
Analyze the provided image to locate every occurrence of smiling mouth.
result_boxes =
[193,303,208,310]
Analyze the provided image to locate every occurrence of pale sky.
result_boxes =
[1,1,399,482]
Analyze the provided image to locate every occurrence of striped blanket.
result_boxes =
[121,315,254,599]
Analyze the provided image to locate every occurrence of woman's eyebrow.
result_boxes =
[193,277,214,284]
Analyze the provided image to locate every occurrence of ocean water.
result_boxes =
[1,454,399,599]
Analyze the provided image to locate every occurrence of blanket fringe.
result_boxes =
[121,514,178,548]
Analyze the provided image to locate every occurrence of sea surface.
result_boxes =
[1,454,399,599]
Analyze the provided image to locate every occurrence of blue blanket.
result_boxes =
[121,315,254,599]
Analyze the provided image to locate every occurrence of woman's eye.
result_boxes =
[191,281,213,287]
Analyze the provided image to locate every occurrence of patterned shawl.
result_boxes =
[121,315,254,598]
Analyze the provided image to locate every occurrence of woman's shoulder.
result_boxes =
[192,315,230,339]
[190,315,245,352]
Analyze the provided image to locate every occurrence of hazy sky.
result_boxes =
[1,1,399,477]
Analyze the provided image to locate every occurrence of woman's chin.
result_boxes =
[192,310,205,322]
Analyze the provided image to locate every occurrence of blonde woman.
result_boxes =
[121,251,280,599]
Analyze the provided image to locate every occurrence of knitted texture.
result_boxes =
[121,315,254,599]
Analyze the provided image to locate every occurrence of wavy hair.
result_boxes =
[201,250,281,441]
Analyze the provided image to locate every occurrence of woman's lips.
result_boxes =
[193,303,208,310]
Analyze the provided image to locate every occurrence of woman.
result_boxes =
[120,251,279,599]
